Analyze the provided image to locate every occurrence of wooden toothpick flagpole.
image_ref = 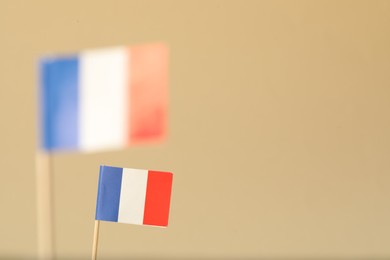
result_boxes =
[92,220,100,260]
[36,152,55,260]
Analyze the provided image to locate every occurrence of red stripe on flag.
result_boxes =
[128,44,168,144]
[143,171,173,227]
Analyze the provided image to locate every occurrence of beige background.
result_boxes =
[1,0,390,259]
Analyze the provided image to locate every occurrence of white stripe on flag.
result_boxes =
[118,168,148,224]
[79,47,128,151]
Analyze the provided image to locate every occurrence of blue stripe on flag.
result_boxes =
[40,56,79,151]
[96,166,123,222]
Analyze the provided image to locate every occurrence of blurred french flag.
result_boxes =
[39,44,168,152]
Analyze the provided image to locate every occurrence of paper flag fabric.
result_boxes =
[95,165,173,227]
[39,43,168,152]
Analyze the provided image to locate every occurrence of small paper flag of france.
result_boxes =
[95,165,173,227]
[39,43,168,152]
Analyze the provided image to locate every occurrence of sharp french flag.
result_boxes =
[39,44,168,152]
[96,165,173,227]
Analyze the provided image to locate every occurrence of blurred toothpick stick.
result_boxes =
[36,152,54,259]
